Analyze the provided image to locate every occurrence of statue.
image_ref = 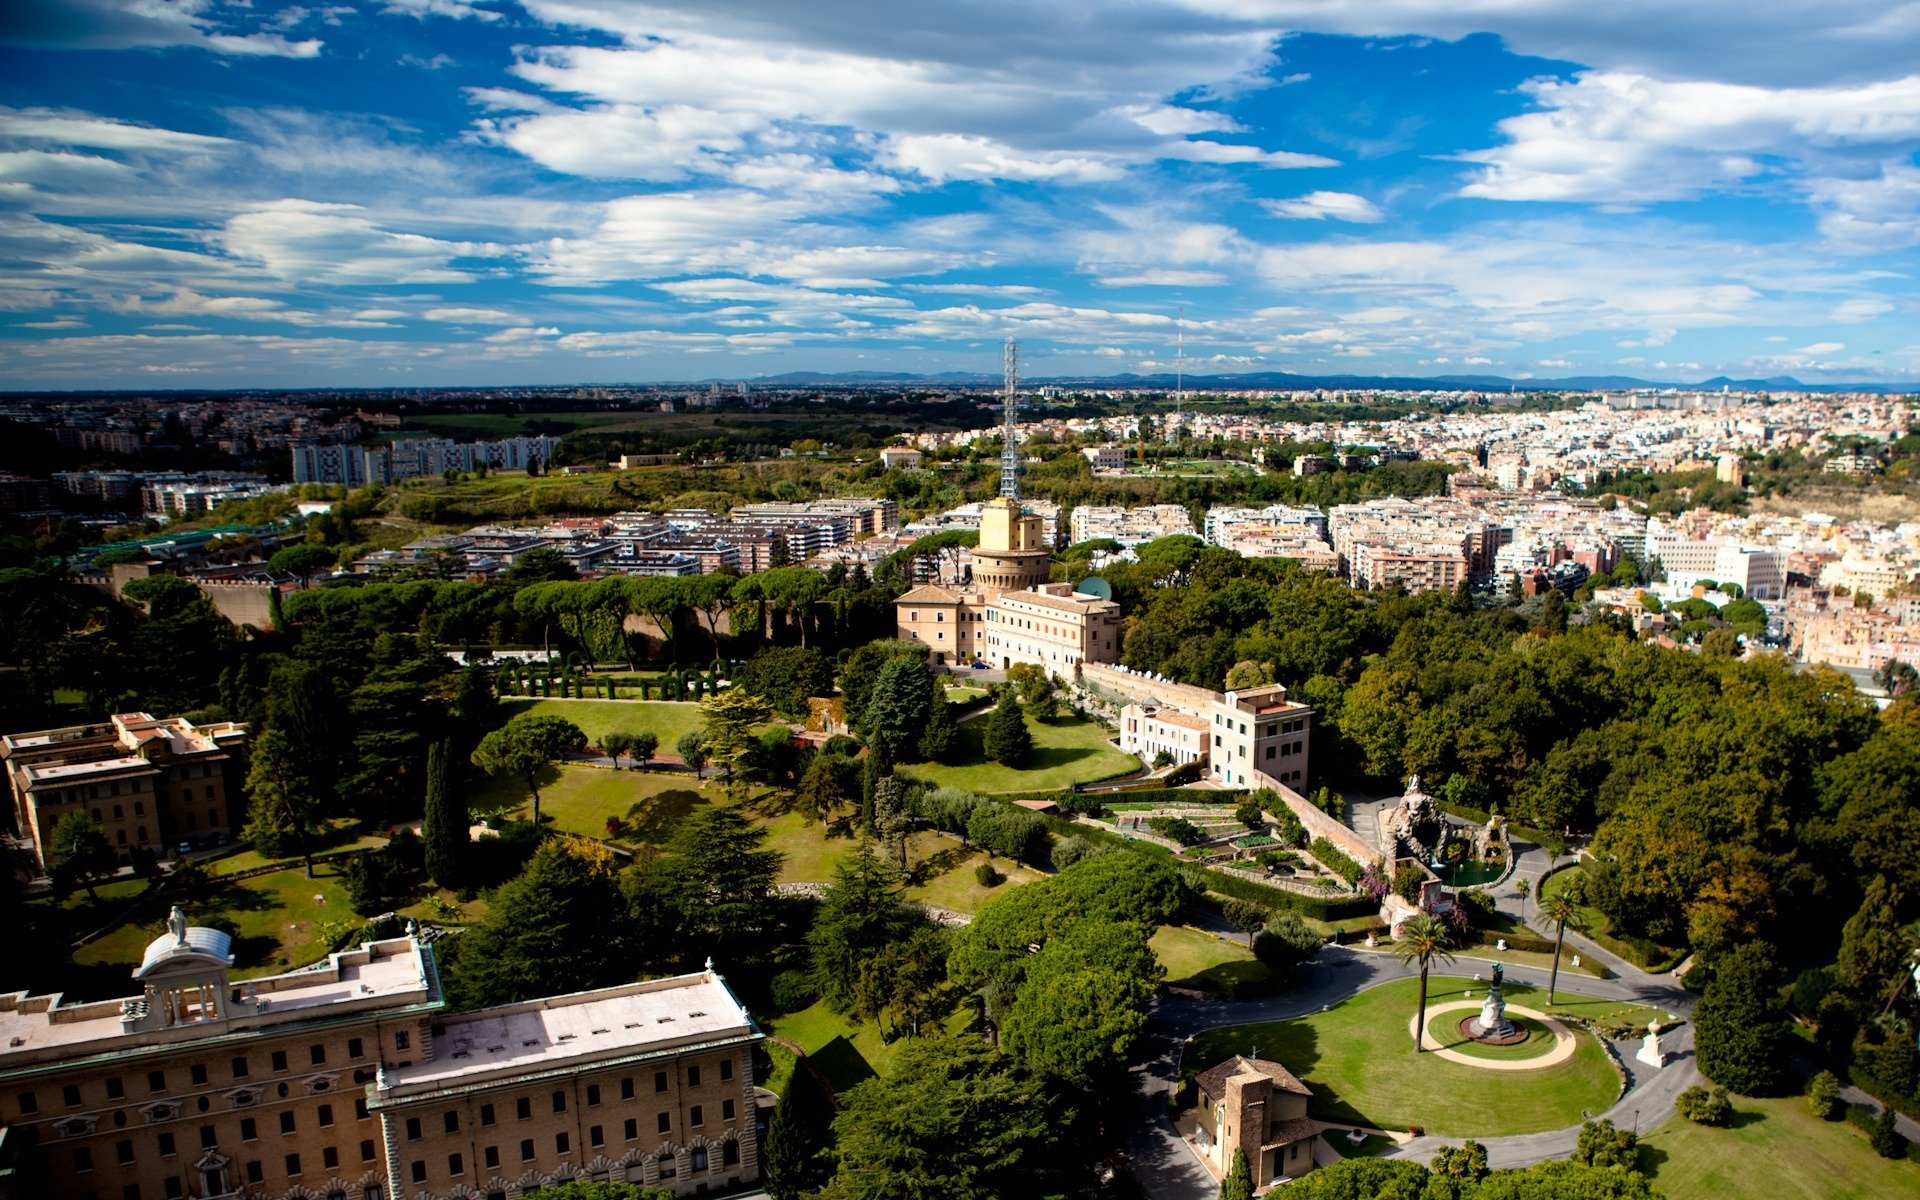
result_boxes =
[1406,773,1421,796]
[1473,962,1515,1039]
[167,905,188,947]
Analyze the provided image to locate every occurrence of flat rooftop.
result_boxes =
[0,937,436,1074]
[377,972,756,1101]
[23,755,153,784]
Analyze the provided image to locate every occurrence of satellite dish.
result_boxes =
[1075,575,1113,600]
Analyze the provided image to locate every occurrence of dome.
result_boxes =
[136,926,234,978]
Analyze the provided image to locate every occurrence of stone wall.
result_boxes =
[1254,769,1378,867]
[1078,661,1223,715]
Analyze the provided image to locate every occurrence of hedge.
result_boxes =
[1466,928,1556,955]
[1310,837,1364,886]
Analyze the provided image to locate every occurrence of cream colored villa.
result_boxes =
[0,910,764,1200]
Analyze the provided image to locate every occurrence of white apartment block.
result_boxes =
[1069,504,1196,547]
[1118,705,1209,766]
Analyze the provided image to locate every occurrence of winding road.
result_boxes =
[1126,839,1703,1199]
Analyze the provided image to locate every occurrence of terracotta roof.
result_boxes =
[896,584,965,603]
[1194,1055,1313,1102]
[999,589,1116,613]
[1264,1115,1317,1147]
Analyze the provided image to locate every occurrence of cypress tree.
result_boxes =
[918,696,958,763]
[983,690,1033,768]
[1219,1147,1253,1200]
[423,737,468,889]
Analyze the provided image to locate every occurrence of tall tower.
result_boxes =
[999,336,1022,499]
[975,335,1050,598]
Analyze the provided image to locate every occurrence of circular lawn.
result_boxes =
[1184,977,1621,1137]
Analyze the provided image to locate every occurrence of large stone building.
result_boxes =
[1183,1055,1318,1188]
[3,714,248,874]
[0,912,763,1200]
[895,498,1120,670]
[1107,672,1312,790]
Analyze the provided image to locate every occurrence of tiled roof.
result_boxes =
[1194,1054,1313,1102]
[897,584,965,603]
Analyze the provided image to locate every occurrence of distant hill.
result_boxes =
[727,369,1917,394]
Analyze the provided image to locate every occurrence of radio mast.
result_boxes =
[999,336,1022,500]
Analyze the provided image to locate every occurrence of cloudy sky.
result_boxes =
[2,1,1917,388]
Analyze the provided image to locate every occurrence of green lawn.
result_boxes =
[902,834,1045,914]
[1185,976,1620,1137]
[904,714,1138,793]
[1641,1095,1920,1200]
[1424,1011,1559,1061]
[1152,925,1275,995]
[497,697,707,754]
[765,1000,902,1094]
[208,820,385,876]
[77,865,361,979]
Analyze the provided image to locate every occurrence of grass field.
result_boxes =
[1641,1095,1920,1200]
[77,864,359,978]
[1151,925,1275,995]
[904,714,1138,793]
[765,1000,903,1094]
[902,835,1045,914]
[1185,976,1620,1137]
[497,697,706,754]
[1424,1011,1559,1061]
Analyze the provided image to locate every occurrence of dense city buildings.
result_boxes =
[0,915,763,1200]
[3,714,248,874]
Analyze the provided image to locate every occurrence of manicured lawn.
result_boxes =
[76,864,362,979]
[208,820,385,876]
[765,1000,901,1094]
[1185,976,1620,1137]
[902,833,1045,914]
[498,697,706,754]
[904,714,1138,794]
[1424,1011,1559,1061]
[1322,1129,1395,1158]
[1152,925,1275,995]
[1641,1095,1920,1200]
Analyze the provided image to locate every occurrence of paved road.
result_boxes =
[1128,925,1699,1200]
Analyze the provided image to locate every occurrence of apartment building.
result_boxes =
[1081,445,1125,471]
[1347,541,1469,593]
[1117,706,1209,766]
[3,714,248,873]
[1067,504,1196,548]
[291,438,558,487]
[0,915,763,1200]
[982,584,1123,672]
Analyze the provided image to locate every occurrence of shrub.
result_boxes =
[1573,1119,1638,1170]
[1149,815,1207,846]
[1871,1106,1907,1159]
[1233,800,1264,830]
[769,970,818,1014]
[1807,1071,1844,1121]
[1676,1085,1732,1126]
[1309,837,1363,885]
[974,862,1002,888]
[1050,835,1104,871]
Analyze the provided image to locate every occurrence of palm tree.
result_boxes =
[1540,888,1587,1005]
[1396,915,1455,1053]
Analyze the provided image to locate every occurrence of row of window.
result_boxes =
[72,1120,374,1175]
[20,1038,381,1115]
[409,1132,742,1185]
[401,1062,735,1143]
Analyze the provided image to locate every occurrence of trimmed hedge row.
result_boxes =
[1466,928,1557,955]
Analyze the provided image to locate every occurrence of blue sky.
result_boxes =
[1,1,1917,388]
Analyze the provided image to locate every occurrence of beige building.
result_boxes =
[0,913,763,1200]
[1118,706,1208,766]
[1185,1055,1317,1187]
[1081,445,1125,471]
[1348,541,1468,593]
[4,714,248,874]
[895,498,1120,670]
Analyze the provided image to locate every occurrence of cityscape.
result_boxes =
[3,5,1920,1200]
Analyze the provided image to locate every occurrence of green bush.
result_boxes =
[1872,1106,1907,1159]
[1675,1085,1732,1126]
[974,862,1001,887]
[1149,815,1208,846]
[769,969,818,1014]
[1807,1071,1844,1121]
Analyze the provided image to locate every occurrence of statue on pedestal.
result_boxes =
[1473,962,1515,1039]
[168,905,188,947]
[1637,1020,1666,1069]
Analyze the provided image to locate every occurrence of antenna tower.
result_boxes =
[1173,308,1185,443]
[999,336,1022,499]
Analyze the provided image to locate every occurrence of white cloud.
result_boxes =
[0,150,137,188]
[221,201,498,285]
[1798,341,1846,355]
[1095,270,1228,287]
[4,0,322,58]
[423,306,518,324]
[1459,72,1920,203]
[1263,191,1384,222]
[0,107,232,153]
[1808,164,1920,252]
[1830,297,1894,322]
[1537,358,1573,367]
[382,0,502,21]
